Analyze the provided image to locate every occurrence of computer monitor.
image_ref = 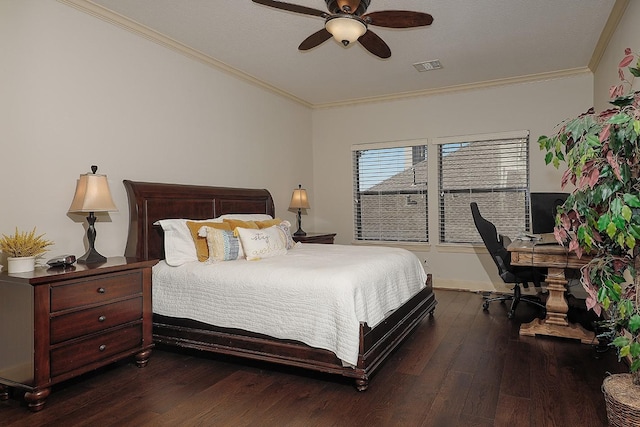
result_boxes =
[530,192,569,234]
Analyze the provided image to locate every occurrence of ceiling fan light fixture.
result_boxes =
[325,15,367,46]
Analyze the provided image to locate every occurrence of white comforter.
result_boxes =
[152,244,428,366]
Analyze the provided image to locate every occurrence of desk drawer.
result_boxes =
[51,271,142,312]
[50,323,142,377]
[50,297,143,344]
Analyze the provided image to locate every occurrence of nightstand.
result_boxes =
[0,257,156,411]
[292,232,336,244]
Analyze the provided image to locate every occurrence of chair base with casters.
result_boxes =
[482,284,546,319]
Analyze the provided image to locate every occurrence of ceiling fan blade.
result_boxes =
[363,11,434,28]
[358,30,391,59]
[299,28,332,51]
[252,0,328,18]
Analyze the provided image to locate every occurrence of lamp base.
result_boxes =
[78,212,107,264]
[77,247,107,264]
[294,208,306,237]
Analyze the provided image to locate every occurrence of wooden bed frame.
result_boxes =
[123,180,437,390]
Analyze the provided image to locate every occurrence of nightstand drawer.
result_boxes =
[51,271,142,311]
[50,323,142,377]
[50,297,143,344]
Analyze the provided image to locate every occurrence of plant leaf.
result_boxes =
[626,234,636,250]
[620,345,631,358]
[613,215,626,230]
[624,193,640,207]
[629,224,640,240]
[613,336,630,347]
[607,221,618,239]
[611,197,623,215]
[610,94,635,107]
[620,54,635,67]
[545,151,553,165]
[629,315,640,334]
[631,342,640,358]
[598,213,611,231]
[609,113,632,125]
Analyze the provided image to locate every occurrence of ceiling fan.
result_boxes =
[252,0,433,59]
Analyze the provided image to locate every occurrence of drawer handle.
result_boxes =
[97,287,106,294]
[98,315,106,322]
[99,344,106,352]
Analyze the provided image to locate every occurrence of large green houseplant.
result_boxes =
[539,48,640,423]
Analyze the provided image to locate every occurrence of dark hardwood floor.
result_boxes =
[1,289,625,426]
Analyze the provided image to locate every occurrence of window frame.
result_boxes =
[351,139,429,243]
[435,131,531,245]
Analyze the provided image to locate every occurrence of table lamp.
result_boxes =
[68,165,118,264]
[289,184,310,237]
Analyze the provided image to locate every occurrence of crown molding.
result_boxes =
[57,0,313,108]
[588,0,630,73]
[312,67,593,109]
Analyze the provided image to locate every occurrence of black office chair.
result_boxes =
[470,202,547,319]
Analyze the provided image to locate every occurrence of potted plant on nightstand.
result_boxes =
[539,47,640,426]
[0,227,54,273]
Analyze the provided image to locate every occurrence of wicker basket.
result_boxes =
[603,374,640,427]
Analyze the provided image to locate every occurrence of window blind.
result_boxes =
[352,144,428,242]
[438,134,530,244]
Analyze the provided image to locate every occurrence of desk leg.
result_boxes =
[519,267,596,344]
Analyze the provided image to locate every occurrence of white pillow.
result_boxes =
[275,220,297,250]
[154,218,222,266]
[217,213,273,221]
[235,226,288,261]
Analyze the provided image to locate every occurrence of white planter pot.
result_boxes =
[7,256,36,274]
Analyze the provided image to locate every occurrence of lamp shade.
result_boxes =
[68,173,118,213]
[325,16,367,46]
[289,187,310,210]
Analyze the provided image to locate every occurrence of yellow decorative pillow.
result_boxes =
[186,221,231,261]
[222,218,259,231]
[255,218,283,229]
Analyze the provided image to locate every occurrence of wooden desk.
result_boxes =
[508,240,595,344]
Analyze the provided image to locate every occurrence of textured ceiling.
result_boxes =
[77,0,618,107]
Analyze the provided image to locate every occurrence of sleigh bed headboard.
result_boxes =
[123,180,275,261]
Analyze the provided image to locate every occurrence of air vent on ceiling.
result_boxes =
[413,60,442,72]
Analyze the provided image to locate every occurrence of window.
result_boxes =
[437,131,530,244]
[352,142,428,242]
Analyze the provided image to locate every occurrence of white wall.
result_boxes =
[0,0,312,263]
[312,75,594,291]
[594,0,640,110]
